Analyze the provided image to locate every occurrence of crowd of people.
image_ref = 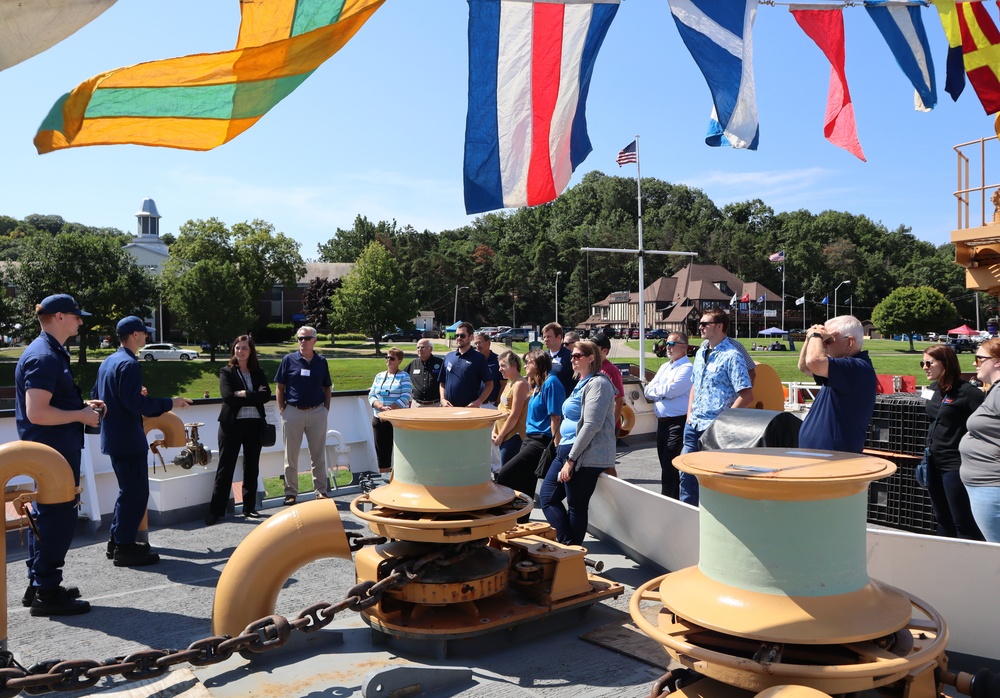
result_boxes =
[15,298,1000,618]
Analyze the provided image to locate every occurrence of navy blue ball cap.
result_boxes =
[116,316,156,337]
[38,294,91,317]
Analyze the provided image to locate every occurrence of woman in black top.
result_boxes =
[922,344,985,540]
[207,335,271,525]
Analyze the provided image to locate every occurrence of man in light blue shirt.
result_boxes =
[680,309,754,505]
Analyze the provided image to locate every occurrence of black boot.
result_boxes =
[22,584,81,608]
[106,535,116,560]
[30,587,90,617]
[113,543,160,567]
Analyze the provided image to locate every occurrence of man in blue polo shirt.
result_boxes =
[275,326,332,505]
[440,322,493,408]
[15,294,103,616]
[797,315,876,452]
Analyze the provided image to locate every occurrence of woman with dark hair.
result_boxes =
[207,335,271,525]
[960,338,1000,542]
[539,340,616,546]
[922,344,984,540]
[368,347,412,473]
[496,350,565,505]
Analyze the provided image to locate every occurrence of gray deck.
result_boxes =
[5,436,675,697]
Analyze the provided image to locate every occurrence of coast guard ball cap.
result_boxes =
[38,294,91,317]
[116,316,156,336]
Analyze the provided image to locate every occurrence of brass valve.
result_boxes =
[171,423,212,469]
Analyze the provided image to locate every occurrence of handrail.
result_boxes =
[953,134,1000,230]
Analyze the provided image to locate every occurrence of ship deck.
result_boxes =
[4,435,678,698]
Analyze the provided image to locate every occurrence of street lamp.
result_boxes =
[834,280,851,317]
[554,271,563,324]
[453,285,469,326]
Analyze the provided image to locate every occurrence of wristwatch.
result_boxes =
[809,332,824,339]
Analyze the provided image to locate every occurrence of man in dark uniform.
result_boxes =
[440,322,492,408]
[15,294,102,616]
[94,316,191,567]
[473,331,503,407]
[404,339,444,407]
[542,322,576,395]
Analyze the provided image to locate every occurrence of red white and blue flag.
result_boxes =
[768,250,785,262]
[464,0,620,215]
[616,140,637,166]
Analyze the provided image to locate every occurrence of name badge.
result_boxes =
[301,369,311,377]
[412,369,421,375]
[920,387,933,400]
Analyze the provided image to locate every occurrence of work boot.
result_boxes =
[106,535,116,560]
[113,543,160,567]
[22,584,81,608]
[29,587,91,617]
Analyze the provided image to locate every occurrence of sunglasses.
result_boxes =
[698,321,717,327]
[570,352,587,359]
[455,333,468,339]
[297,336,316,342]
[974,354,992,364]
[919,361,935,368]
[385,356,398,362]
[666,341,686,347]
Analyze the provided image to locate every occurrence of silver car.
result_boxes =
[138,344,199,361]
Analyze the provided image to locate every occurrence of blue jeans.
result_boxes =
[678,424,704,506]
[965,485,1000,543]
[926,465,983,540]
[539,444,604,546]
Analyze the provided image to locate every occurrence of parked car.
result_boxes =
[495,328,531,342]
[381,329,424,343]
[647,329,670,339]
[945,338,975,354]
[138,344,199,361]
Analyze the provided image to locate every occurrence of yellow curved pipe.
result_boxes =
[618,403,636,437]
[143,411,187,447]
[212,499,352,636]
[0,441,77,649]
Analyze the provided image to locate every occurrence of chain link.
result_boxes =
[0,541,482,698]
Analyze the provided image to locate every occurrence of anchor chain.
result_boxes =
[0,540,485,697]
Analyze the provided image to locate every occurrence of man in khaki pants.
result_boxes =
[275,326,332,505]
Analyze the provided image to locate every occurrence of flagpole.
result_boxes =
[635,135,646,381]
[781,258,786,331]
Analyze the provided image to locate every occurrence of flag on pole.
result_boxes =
[768,250,785,262]
[956,1,1000,114]
[821,295,829,305]
[790,7,866,161]
[795,296,806,306]
[756,294,766,304]
[730,291,739,306]
[667,0,759,149]
[740,293,751,303]
[35,0,385,154]
[865,0,937,111]
[464,0,621,214]
[844,297,852,304]
[616,139,637,166]
[932,0,966,101]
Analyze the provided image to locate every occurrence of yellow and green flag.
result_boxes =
[35,0,383,154]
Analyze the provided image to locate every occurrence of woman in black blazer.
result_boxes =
[207,335,271,525]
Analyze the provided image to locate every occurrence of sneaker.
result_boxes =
[30,588,90,617]
[113,543,160,567]
[283,496,296,506]
[243,510,263,519]
[315,492,330,499]
[22,584,81,608]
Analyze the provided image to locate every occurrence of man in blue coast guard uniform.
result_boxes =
[15,294,103,616]
[93,316,191,567]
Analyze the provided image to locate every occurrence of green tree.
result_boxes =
[162,259,254,362]
[318,215,399,263]
[329,242,418,354]
[12,231,157,362]
[871,286,958,352]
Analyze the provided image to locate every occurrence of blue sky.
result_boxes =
[1,0,998,261]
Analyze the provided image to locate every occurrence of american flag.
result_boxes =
[616,140,637,166]
[768,250,785,262]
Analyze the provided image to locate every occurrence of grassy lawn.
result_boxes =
[0,336,956,397]
[262,469,354,498]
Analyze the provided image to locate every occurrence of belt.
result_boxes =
[657,415,686,422]
[288,404,321,410]
[414,399,439,405]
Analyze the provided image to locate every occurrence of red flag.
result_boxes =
[957,2,1000,114]
[740,293,751,303]
[790,8,866,161]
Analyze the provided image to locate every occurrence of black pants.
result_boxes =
[497,434,551,520]
[212,418,262,516]
[372,416,394,472]
[656,415,686,499]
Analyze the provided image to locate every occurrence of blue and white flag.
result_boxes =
[865,0,937,111]
[821,296,829,305]
[668,0,759,149]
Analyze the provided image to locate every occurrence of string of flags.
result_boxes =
[12,0,1000,216]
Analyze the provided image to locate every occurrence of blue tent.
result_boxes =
[445,321,465,331]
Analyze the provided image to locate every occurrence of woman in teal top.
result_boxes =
[368,347,412,472]
[497,350,565,511]
[539,340,616,545]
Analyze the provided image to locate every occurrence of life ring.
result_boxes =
[618,403,636,438]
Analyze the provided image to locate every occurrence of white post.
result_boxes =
[555,272,562,324]
[635,135,647,379]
